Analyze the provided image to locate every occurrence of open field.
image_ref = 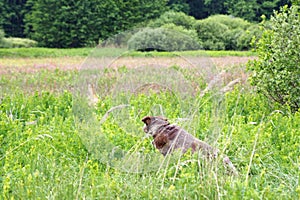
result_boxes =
[0,48,256,58]
[0,56,255,74]
[0,52,299,199]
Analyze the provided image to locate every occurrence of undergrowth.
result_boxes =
[0,67,299,199]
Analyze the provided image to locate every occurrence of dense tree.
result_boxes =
[224,0,292,22]
[0,0,28,37]
[167,0,190,13]
[168,0,292,21]
[25,0,102,47]
[25,0,168,48]
[0,0,294,47]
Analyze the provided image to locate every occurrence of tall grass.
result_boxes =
[0,63,298,199]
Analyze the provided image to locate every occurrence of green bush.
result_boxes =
[1,37,38,48]
[224,28,244,50]
[194,20,228,50]
[237,24,262,50]
[206,15,251,30]
[248,5,300,112]
[194,15,260,50]
[148,11,196,29]
[127,27,201,51]
[161,23,198,41]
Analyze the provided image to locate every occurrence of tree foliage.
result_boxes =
[194,19,228,50]
[25,0,168,48]
[148,11,197,29]
[0,0,293,48]
[248,5,300,112]
[0,0,28,37]
[194,15,260,50]
[168,0,292,22]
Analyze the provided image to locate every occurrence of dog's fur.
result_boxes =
[142,116,238,175]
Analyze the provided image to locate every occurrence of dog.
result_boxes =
[142,116,238,175]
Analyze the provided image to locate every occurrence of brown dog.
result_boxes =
[142,116,238,175]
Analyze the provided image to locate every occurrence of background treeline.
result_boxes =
[0,0,292,48]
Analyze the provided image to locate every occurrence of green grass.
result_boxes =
[0,48,92,58]
[0,47,256,58]
[0,63,298,199]
[129,50,256,57]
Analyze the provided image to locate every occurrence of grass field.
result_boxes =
[0,47,256,58]
[0,49,299,199]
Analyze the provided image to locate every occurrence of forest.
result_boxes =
[0,0,293,48]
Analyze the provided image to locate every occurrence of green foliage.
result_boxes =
[224,28,245,50]
[25,0,168,48]
[127,27,201,51]
[148,12,260,51]
[0,37,37,48]
[148,11,197,29]
[167,0,290,22]
[237,24,262,50]
[224,0,259,22]
[0,0,28,37]
[194,19,228,50]
[167,0,190,14]
[204,15,253,50]
[224,0,291,22]
[0,0,291,45]
[248,5,300,112]
[206,14,251,29]
[195,14,262,50]
[25,0,104,48]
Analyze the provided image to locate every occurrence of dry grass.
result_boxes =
[0,56,255,74]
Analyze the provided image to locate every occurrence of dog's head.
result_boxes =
[142,116,169,135]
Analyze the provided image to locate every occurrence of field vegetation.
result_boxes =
[1,49,299,199]
[0,48,256,58]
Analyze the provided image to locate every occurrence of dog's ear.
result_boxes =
[142,116,152,125]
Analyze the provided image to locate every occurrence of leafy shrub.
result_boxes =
[161,23,198,41]
[148,11,196,29]
[127,27,201,51]
[224,28,244,50]
[194,20,228,50]
[1,37,38,48]
[248,5,300,112]
[194,15,260,50]
[206,15,251,30]
[237,24,262,50]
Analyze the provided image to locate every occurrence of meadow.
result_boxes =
[0,48,299,199]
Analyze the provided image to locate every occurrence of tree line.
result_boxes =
[0,0,292,48]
